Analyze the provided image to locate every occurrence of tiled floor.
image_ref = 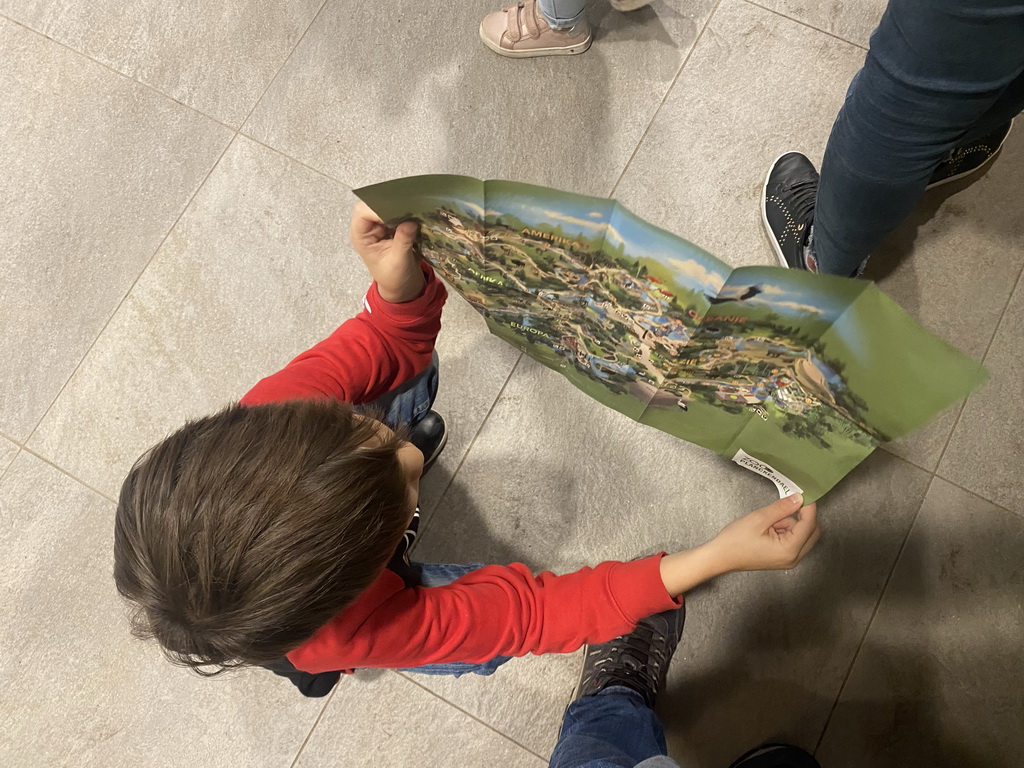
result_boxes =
[1,1,1021,766]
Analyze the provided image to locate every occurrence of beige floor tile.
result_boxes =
[751,0,884,47]
[294,671,545,768]
[0,436,19,477]
[613,0,864,267]
[399,651,581,757]
[413,355,930,766]
[1,0,323,126]
[657,453,931,767]
[0,20,231,442]
[0,452,323,768]
[27,136,362,497]
[244,0,716,195]
[816,479,1024,768]
[938,268,1024,514]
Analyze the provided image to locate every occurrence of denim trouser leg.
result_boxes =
[539,0,587,27]
[357,351,439,430]
[396,563,514,677]
[812,0,1024,276]
[549,687,680,768]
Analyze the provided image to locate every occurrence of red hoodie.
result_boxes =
[241,265,679,673]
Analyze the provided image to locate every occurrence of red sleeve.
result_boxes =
[286,554,681,673]
[241,263,446,406]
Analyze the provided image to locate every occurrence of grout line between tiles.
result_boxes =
[287,685,339,768]
[812,474,932,754]
[0,13,239,132]
[932,261,1024,475]
[14,443,119,504]
[0,429,24,447]
[607,0,724,199]
[740,0,871,51]
[415,352,526,544]
[20,134,237,446]
[238,0,331,133]
[240,132,359,192]
[392,670,549,762]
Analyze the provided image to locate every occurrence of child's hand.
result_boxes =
[658,495,820,597]
[706,495,820,573]
[350,201,426,303]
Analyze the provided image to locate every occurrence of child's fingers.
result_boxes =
[756,494,804,529]
[350,202,386,245]
[793,503,818,534]
[794,524,822,562]
[390,220,419,256]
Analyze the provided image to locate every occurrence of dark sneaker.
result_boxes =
[927,120,1013,189]
[762,152,819,272]
[729,743,820,768]
[571,605,685,709]
[409,410,447,472]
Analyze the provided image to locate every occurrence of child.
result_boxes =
[480,0,651,59]
[114,202,821,697]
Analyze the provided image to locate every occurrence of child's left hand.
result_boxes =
[350,202,426,303]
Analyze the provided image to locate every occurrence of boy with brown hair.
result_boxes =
[114,202,821,698]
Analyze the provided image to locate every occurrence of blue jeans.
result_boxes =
[398,563,515,677]
[813,0,1024,276]
[540,0,586,28]
[550,687,681,768]
[358,350,439,429]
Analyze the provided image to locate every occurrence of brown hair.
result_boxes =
[114,399,410,675]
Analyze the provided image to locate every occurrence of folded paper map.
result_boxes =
[356,175,987,500]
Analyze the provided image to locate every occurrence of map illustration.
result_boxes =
[355,175,987,500]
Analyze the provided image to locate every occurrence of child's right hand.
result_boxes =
[349,202,426,304]
[658,495,820,597]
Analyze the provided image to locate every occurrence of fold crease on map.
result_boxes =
[355,175,987,501]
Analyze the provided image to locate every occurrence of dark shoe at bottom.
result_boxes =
[409,410,447,472]
[729,743,820,768]
[571,604,686,709]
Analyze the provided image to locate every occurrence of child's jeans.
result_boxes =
[357,350,439,430]
[550,687,680,768]
[397,562,515,677]
[540,0,586,28]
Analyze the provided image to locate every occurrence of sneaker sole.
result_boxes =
[926,121,1012,190]
[761,151,795,269]
[479,24,593,58]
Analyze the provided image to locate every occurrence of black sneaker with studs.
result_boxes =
[571,605,685,709]
[762,152,819,272]
[927,120,1013,189]
[728,743,821,768]
[409,410,447,473]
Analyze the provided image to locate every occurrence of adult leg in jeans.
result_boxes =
[548,606,821,768]
[813,0,1024,276]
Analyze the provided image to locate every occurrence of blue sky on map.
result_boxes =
[483,188,731,297]
[720,265,869,322]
